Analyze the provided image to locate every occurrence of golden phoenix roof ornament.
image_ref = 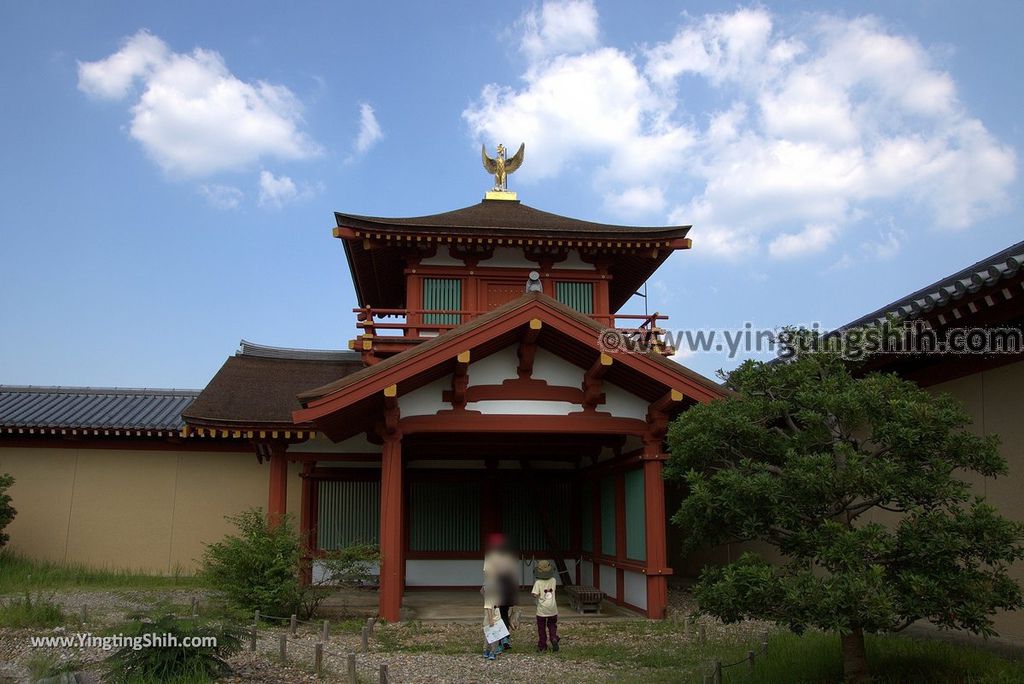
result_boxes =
[481,143,525,199]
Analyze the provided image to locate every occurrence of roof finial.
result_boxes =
[482,143,524,201]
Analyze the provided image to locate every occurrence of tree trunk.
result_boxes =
[840,628,869,682]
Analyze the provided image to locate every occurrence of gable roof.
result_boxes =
[0,386,197,434]
[295,292,723,433]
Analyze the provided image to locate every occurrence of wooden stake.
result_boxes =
[290,614,298,636]
[362,626,369,652]
[322,619,330,642]
[699,624,706,644]
[347,653,357,684]
[249,625,257,652]
[279,634,287,663]
[379,663,389,684]
[314,643,323,677]
[254,609,260,625]
[713,660,722,684]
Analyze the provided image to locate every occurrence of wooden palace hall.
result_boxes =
[0,147,726,623]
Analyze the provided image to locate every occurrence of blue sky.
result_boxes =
[0,0,1020,388]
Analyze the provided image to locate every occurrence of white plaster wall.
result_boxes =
[405,560,482,586]
[466,400,577,415]
[600,565,617,599]
[532,348,583,387]
[623,570,647,610]
[481,247,534,269]
[290,434,381,454]
[399,376,451,417]
[467,347,518,386]
[420,251,464,267]
[602,383,649,421]
[581,562,595,586]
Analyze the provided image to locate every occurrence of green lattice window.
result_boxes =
[502,481,572,552]
[409,482,481,552]
[624,469,646,561]
[600,475,616,556]
[555,281,594,314]
[318,480,379,550]
[422,278,462,325]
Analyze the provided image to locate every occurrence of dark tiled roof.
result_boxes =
[841,240,1024,329]
[335,200,691,239]
[0,386,198,431]
[182,341,363,428]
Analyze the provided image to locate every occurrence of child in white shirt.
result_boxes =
[530,559,560,652]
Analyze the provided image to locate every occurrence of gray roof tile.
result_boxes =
[0,386,199,431]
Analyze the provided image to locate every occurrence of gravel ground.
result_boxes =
[0,588,773,683]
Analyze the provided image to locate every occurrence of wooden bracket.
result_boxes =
[646,389,683,439]
[516,318,542,379]
[451,350,471,410]
[582,352,612,410]
[381,384,400,436]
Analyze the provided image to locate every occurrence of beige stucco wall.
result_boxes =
[0,446,302,574]
[927,360,1024,640]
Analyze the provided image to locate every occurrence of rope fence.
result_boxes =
[249,610,390,682]
[700,627,771,684]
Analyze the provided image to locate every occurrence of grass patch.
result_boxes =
[24,651,82,682]
[0,592,65,628]
[0,550,204,592]
[727,631,1024,684]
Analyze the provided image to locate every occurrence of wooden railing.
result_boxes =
[352,307,673,355]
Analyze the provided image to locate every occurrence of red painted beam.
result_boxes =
[378,434,404,622]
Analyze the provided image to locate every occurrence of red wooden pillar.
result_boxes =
[267,443,288,528]
[299,461,316,585]
[379,433,404,622]
[642,437,670,619]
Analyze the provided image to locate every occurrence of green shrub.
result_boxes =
[0,473,15,548]
[24,651,81,683]
[202,509,309,618]
[0,592,64,628]
[104,612,241,684]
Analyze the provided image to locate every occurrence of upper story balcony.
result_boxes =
[349,304,673,360]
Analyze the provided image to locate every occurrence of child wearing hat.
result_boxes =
[531,559,560,652]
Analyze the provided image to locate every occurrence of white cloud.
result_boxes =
[768,223,837,258]
[353,103,383,156]
[257,170,320,208]
[198,184,243,210]
[520,0,599,61]
[464,5,1016,259]
[78,30,320,178]
[605,185,665,218]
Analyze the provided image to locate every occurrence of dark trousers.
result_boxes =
[536,615,558,648]
[499,606,512,640]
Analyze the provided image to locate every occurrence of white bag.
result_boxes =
[484,619,510,644]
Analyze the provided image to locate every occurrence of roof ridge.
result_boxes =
[0,385,200,396]
[237,340,361,361]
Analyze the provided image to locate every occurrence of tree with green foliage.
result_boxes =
[665,334,1024,681]
[0,474,16,548]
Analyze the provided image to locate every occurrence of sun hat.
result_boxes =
[534,559,555,580]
